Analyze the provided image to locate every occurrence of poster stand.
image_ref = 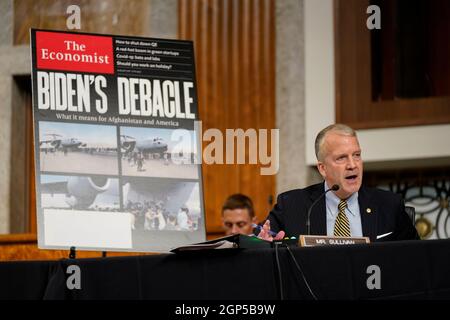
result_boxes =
[69,246,76,259]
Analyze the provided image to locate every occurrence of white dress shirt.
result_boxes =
[324,182,363,237]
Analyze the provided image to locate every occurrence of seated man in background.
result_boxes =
[259,123,419,242]
[222,194,257,235]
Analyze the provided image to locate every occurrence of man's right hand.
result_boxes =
[257,220,285,242]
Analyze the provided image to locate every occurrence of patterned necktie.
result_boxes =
[334,199,351,237]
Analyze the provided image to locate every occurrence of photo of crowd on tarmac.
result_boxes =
[120,126,199,179]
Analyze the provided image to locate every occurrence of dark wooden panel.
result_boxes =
[9,78,29,233]
[335,0,450,129]
[179,0,276,232]
[27,97,36,234]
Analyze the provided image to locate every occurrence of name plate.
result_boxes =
[299,235,370,247]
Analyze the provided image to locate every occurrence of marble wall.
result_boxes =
[276,0,320,193]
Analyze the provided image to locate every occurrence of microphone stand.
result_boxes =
[306,184,339,235]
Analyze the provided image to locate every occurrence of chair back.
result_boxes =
[405,206,416,225]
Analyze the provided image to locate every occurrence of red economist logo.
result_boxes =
[36,31,114,74]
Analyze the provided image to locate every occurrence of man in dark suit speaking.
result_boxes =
[258,124,419,242]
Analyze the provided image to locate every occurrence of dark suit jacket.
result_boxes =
[267,182,419,242]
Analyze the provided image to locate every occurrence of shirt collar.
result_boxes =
[324,181,358,217]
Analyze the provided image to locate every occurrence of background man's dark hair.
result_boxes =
[221,194,255,218]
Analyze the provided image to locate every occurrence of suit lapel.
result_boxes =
[309,183,327,235]
[358,186,377,242]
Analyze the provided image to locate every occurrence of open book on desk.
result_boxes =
[170,234,271,253]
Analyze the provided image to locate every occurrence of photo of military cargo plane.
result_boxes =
[120,135,168,157]
[38,121,119,175]
[39,133,86,152]
[40,175,120,210]
[120,126,199,179]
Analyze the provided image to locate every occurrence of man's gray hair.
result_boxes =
[315,124,357,161]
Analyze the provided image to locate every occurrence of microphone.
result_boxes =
[306,184,339,235]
